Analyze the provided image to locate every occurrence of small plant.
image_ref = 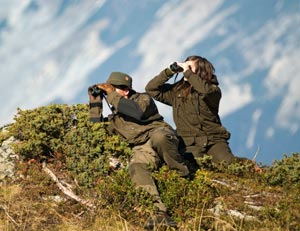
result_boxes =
[153,166,216,221]
[262,153,300,187]
[96,169,154,220]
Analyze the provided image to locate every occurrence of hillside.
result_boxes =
[0,104,299,231]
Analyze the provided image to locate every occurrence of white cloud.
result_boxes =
[261,15,300,133]
[219,80,253,117]
[216,8,300,133]
[0,0,130,126]
[235,14,298,80]
[266,127,275,139]
[270,53,300,133]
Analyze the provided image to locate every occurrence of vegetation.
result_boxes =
[0,103,299,231]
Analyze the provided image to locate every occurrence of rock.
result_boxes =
[227,209,258,221]
[109,157,123,169]
[0,136,19,180]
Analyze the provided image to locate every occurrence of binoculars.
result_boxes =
[88,85,105,97]
[170,62,184,72]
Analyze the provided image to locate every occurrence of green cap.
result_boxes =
[106,72,132,88]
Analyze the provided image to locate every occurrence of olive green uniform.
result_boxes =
[145,69,235,165]
[105,90,189,212]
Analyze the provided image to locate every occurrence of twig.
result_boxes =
[42,162,95,209]
[252,145,260,162]
[0,204,20,227]
[212,179,235,190]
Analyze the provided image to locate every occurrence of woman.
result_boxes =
[146,55,235,166]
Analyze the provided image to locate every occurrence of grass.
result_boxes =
[1,159,299,231]
[1,104,299,230]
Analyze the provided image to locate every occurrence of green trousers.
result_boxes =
[183,141,235,165]
[128,127,189,212]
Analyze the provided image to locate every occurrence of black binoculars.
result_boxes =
[170,62,184,72]
[88,85,105,97]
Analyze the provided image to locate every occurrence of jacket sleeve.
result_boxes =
[145,68,175,106]
[106,92,143,120]
[184,69,221,104]
[106,91,161,122]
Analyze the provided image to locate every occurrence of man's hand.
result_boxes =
[97,83,115,94]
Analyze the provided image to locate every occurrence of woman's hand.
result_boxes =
[176,62,189,72]
[177,60,196,73]
[176,61,196,81]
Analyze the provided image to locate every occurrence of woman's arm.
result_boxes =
[145,69,175,106]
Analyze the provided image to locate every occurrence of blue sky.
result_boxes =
[1,0,299,164]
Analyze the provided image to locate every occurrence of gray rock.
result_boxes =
[0,136,19,180]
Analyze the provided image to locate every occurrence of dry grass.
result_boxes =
[0,181,142,231]
[0,161,299,231]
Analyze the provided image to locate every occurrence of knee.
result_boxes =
[151,128,177,146]
[211,152,234,166]
[129,161,145,175]
[128,160,155,178]
[152,131,167,143]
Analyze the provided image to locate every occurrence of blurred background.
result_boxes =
[1,0,299,165]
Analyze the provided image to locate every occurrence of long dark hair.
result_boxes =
[185,55,215,82]
[173,55,216,98]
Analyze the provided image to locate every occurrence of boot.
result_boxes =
[143,210,177,230]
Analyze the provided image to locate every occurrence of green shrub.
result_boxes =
[153,166,216,221]
[96,169,154,220]
[8,104,132,189]
[263,153,300,187]
[9,104,77,160]
[64,120,131,189]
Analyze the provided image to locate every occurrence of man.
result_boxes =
[88,72,189,229]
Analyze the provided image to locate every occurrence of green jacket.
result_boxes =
[106,90,172,145]
[145,69,230,148]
